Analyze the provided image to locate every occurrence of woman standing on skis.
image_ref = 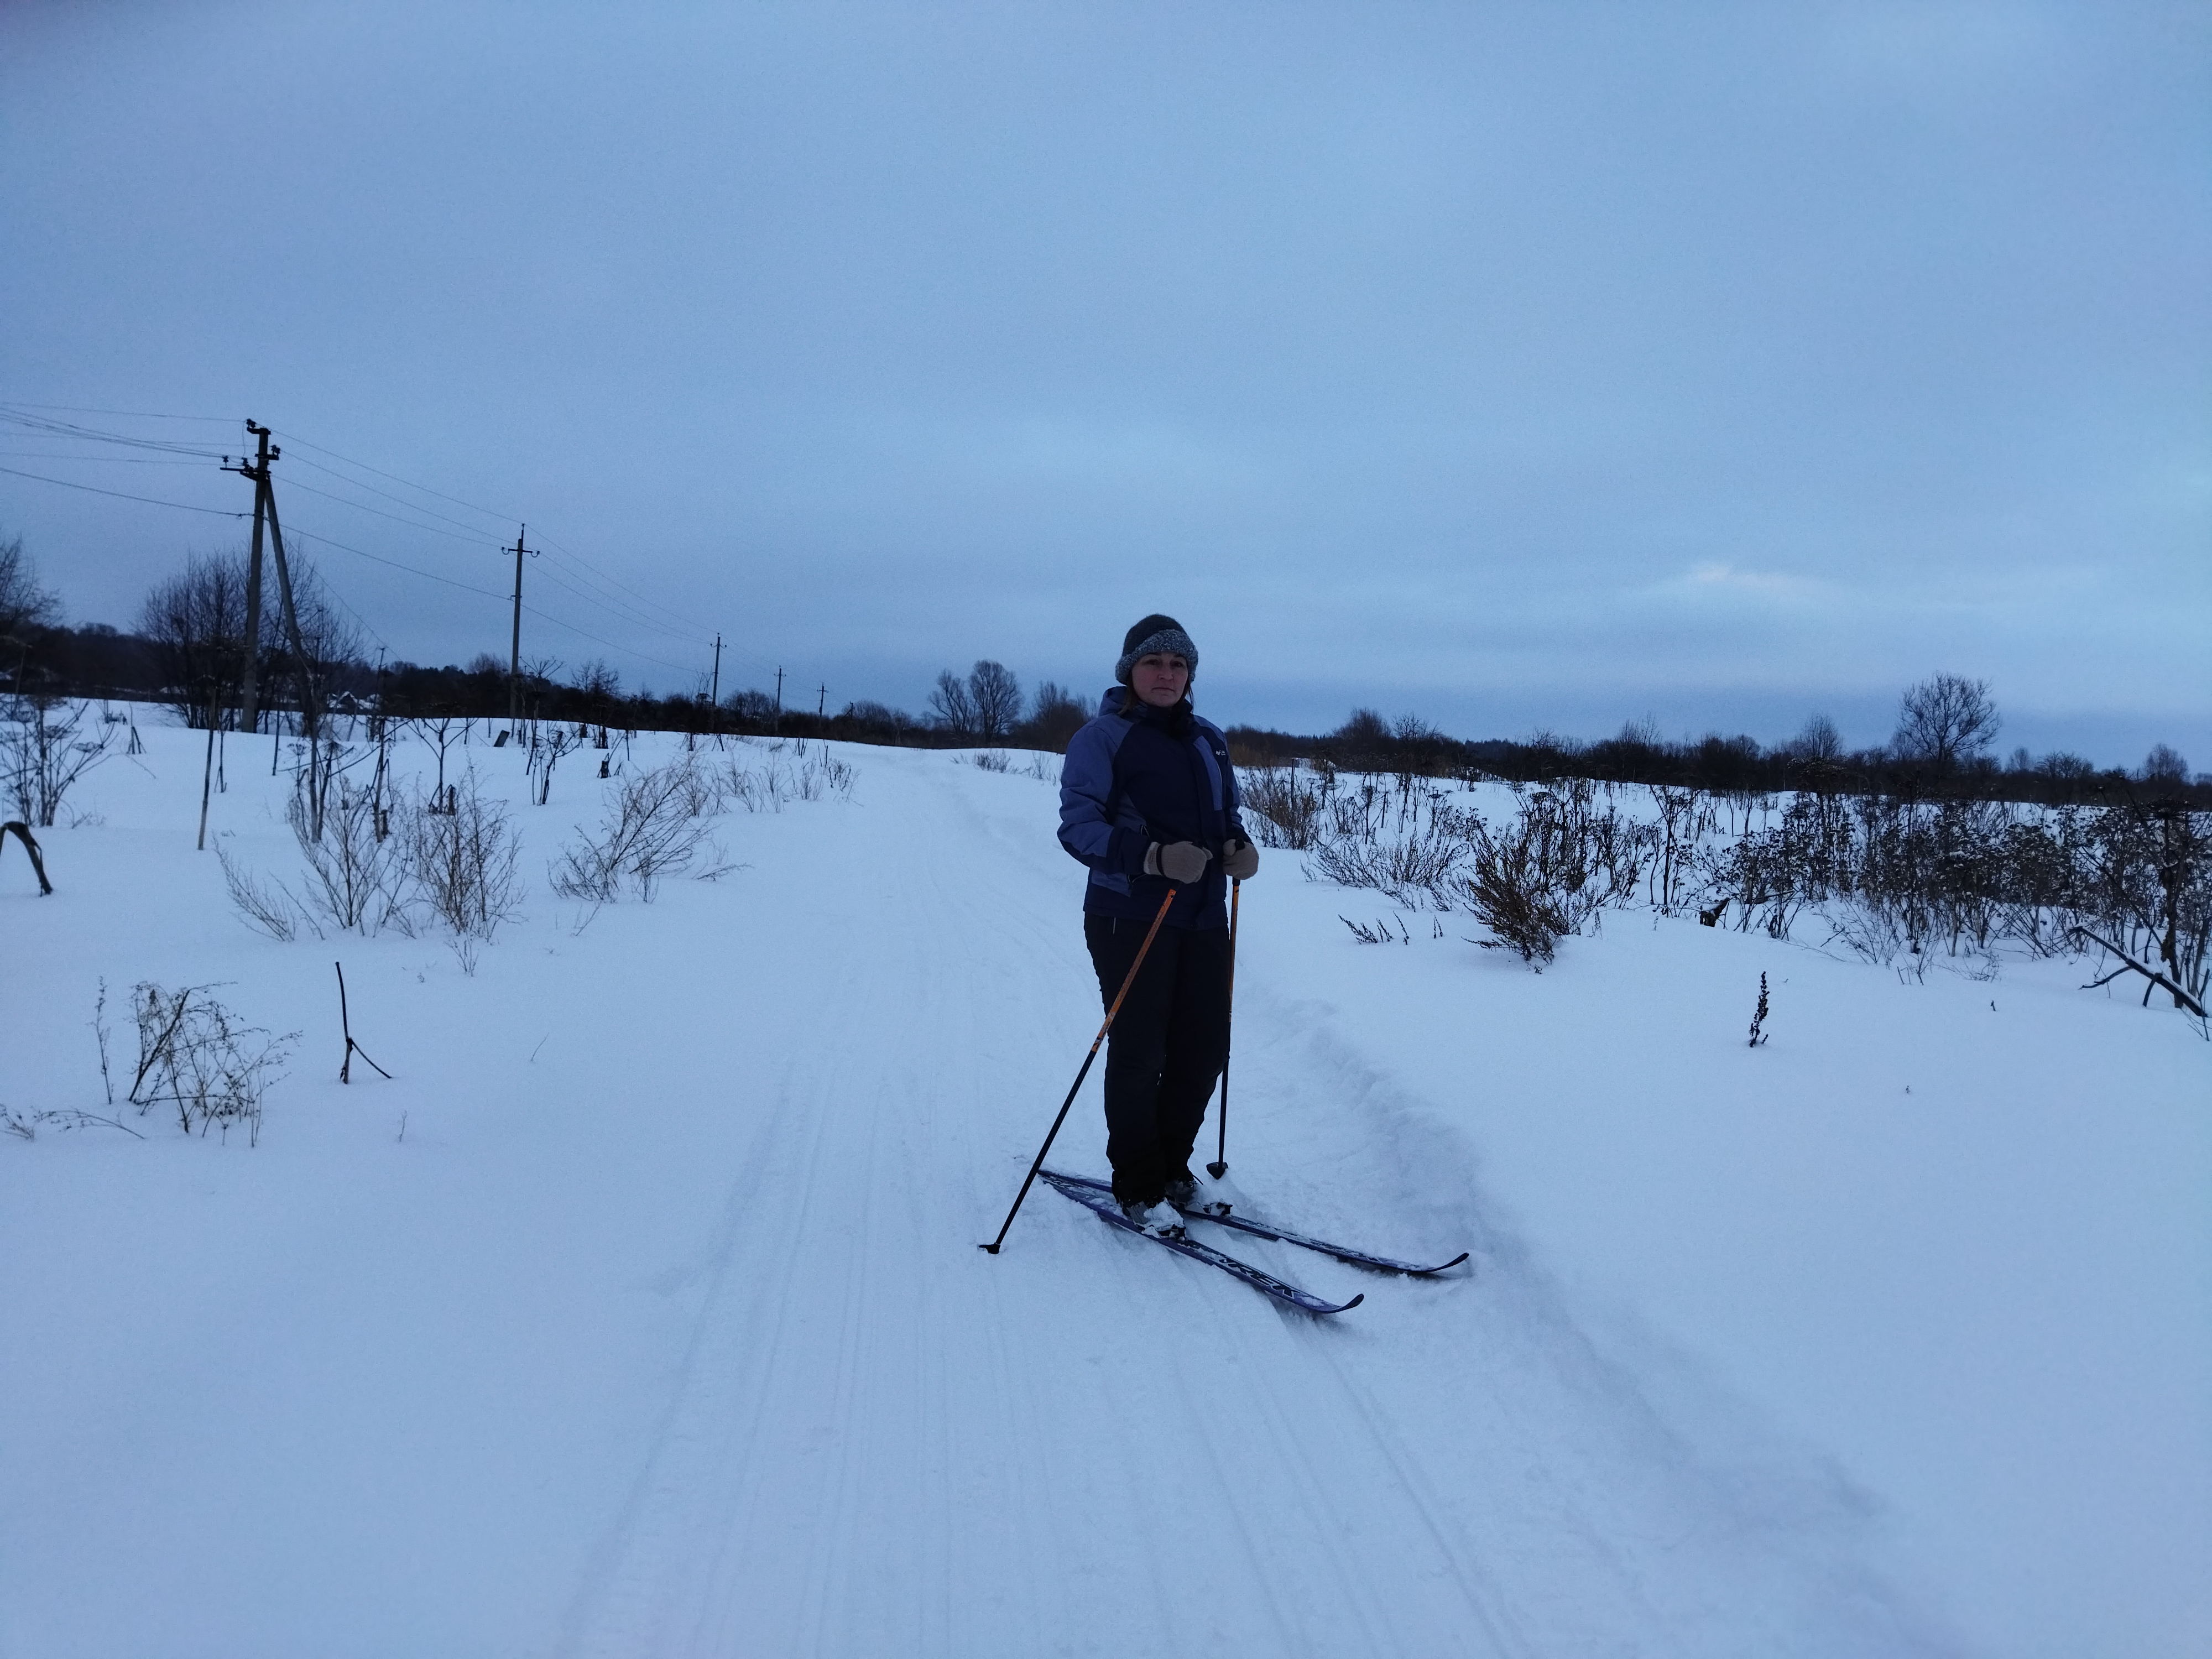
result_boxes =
[1056,614,1259,1236]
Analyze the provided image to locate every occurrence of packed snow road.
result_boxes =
[8,726,2204,1657]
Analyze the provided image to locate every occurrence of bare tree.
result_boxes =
[1787,713,1844,762]
[0,533,60,645]
[2,696,113,826]
[1020,680,1091,752]
[928,669,977,736]
[282,560,363,703]
[968,660,1021,744]
[2142,744,2190,786]
[1893,674,2000,769]
[139,551,252,727]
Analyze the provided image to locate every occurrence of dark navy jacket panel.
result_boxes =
[1058,686,1248,929]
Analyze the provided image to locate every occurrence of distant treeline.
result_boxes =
[3,535,2200,810]
[1225,701,2209,810]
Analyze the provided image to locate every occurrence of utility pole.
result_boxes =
[774,665,784,717]
[223,420,314,738]
[232,425,270,729]
[817,683,827,717]
[707,632,723,742]
[506,525,533,733]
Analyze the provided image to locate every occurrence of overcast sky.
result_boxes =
[3,1,2205,764]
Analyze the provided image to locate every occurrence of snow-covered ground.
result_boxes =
[3,718,2206,1658]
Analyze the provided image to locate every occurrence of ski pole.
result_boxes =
[1207,875,1241,1178]
[980,885,1178,1254]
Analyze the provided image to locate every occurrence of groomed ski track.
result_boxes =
[550,745,1945,1659]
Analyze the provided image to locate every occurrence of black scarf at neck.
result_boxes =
[1126,693,1193,737]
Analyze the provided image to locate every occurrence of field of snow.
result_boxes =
[3,715,2206,1658]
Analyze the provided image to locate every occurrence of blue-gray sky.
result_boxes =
[3,1,2206,764]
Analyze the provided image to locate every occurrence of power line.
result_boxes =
[276,472,509,547]
[0,451,219,466]
[0,400,236,422]
[283,451,515,539]
[269,428,522,526]
[7,407,737,684]
[267,425,718,648]
[519,602,711,677]
[525,553,716,648]
[0,409,228,458]
[0,462,247,516]
[281,524,513,602]
[534,535,712,636]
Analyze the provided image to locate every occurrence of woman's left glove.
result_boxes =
[1223,838,1260,880]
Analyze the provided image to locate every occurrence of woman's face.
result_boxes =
[1131,651,1191,708]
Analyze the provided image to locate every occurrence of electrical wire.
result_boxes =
[523,555,716,649]
[534,534,711,635]
[268,427,521,526]
[4,406,738,684]
[518,602,710,677]
[276,473,509,548]
[266,425,718,649]
[0,462,247,516]
[283,451,515,540]
[281,525,514,603]
[0,451,219,466]
[0,409,229,458]
[0,400,236,422]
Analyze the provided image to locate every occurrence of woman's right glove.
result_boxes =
[1222,838,1259,880]
[1145,841,1214,883]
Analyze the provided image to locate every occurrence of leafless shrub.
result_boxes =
[717,745,853,811]
[126,981,294,1145]
[2,696,113,826]
[217,841,317,941]
[968,750,1011,773]
[1457,816,1573,966]
[1304,775,1469,902]
[1339,914,1409,945]
[405,769,523,956]
[289,779,406,934]
[3,1104,144,1141]
[551,756,723,903]
[1241,763,1325,850]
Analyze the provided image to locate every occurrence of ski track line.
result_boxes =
[555,753,1914,1658]
[561,762,1076,1656]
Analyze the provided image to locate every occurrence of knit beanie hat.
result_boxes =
[1115,614,1199,686]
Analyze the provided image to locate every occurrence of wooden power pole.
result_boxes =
[223,420,314,733]
[506,525,533,733]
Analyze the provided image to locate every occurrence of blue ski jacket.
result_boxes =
[1058,687,1249,930]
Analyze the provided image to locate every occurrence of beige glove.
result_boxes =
[1145,840,1213,883]
[1222,838,1259,880]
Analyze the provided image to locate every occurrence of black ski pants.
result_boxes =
[1084,915,1232,1206]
